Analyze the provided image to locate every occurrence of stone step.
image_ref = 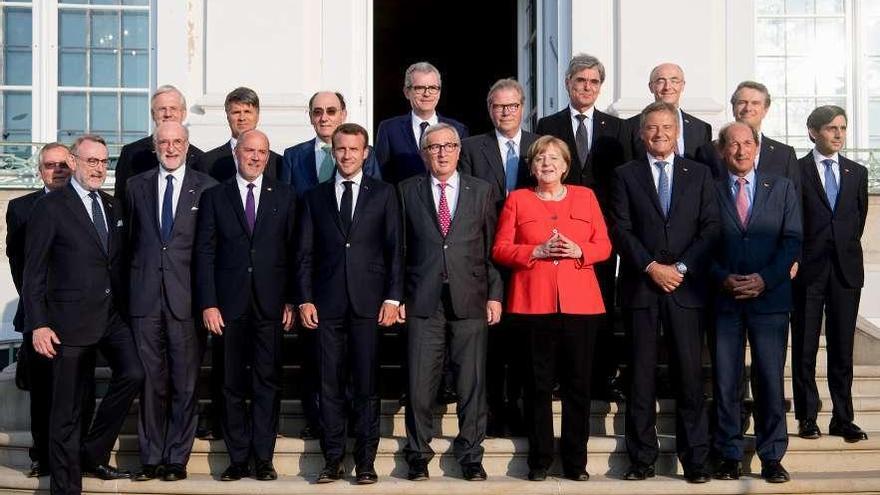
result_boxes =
[2,431,879,477]
[0,465,879,495]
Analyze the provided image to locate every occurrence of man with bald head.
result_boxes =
[126,122,217,482]
[114,85,203,204]
[195,129,296,481]
[627,63,712,160]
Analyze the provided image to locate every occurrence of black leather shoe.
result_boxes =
[623,463,655,480]
[300,425,321,440]
[761,460,790,483]
[462,462,487,481]
[220,463,250,481]
[407,460,429,481]
[133,464,162,481]
[27,461,48,478]
[438,386,458,405]
[829,421,869,442]
[356,464,378,484]
[83,464,132,480]
[564,469,590,481]
[162,464,187,481]
[714,459,741,480]
[528,467,548,481]
[255,460,277,481]
[684,466,711,484]
[316,461,344,483]
[798,419,821,439]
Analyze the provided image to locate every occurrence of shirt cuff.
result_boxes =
[644,261,657,273]
[383,300,401,306]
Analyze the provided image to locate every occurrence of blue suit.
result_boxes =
[710,172,801,465]
[374,114,468,184]
[279,138,382,198]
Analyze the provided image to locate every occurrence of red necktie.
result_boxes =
[437,182,451,236]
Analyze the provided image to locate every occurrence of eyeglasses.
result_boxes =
[423,142,459,155]
[491,103,521,113]
[156,138,187,148]
[41,161,70,170]
[409,85,441,95]
[310,107,341,118]
[73,155,110,167]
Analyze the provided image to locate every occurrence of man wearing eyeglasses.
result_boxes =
[397,123,502,482]
[23,135,146,494]
[375,61,469,184]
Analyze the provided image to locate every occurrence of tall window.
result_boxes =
[0,3,32,158]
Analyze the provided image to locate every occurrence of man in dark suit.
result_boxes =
[695,81,801,190]
[459,78,536,437]
[6,143,95,479]
[23,135,145,495]
[194,129,296,482]
[536,53,628,401]
[626,63,712,161]
[792,105,870,442]
[375,61,469,184]
[127,122,218,482]
[398,123,503,482]
[195,87,281,182]
[610,102,719,483]
[710,122,801,484]
[296,123,403,485]
[113,85,203,205]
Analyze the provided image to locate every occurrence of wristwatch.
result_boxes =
[674,262,688,275]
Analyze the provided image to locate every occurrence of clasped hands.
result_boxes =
[532,232,582,260]
[722,273,766,299]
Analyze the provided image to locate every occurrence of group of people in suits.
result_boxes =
[5,51,869,492]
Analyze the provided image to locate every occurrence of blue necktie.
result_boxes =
[88,191,108,252]
[161,174,174,243]
[822,159,838,211]
[505,140,518,193]
[655,161,670,217]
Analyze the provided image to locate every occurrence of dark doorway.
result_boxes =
[373,0,518,137]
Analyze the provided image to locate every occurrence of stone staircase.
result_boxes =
[0,333,878,494]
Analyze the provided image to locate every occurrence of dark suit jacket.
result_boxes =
[626,110,711,161]
[398,173,503,318]
[194,175,296,321]
[695,134,801,190]
[194,140,280,183]
[295,175,403,319]
[535,107,627,206]
[126,167,218,320]
[711,173,802,314]
[375,114,469,184]
[22,184,126,345]
[279,138,382,198]
[609,157,720,309]
[6,190,45,332]
[797,152,868,288]
[458,130,538,210]
[114,135,204,202]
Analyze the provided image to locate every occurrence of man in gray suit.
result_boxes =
[126,121,218,482]
[398,123,503,482]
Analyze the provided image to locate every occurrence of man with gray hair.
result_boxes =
[114,85,203,204]
[375,61,469,184]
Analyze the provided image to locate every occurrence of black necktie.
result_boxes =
[88,191,109,252]
[418,121,429,146]
[575,114,589,165]
[340,180,353,232]
[161,174,174,243]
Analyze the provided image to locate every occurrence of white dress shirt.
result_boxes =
[495,128,522,167]
[70,176,108,230]
[812,148,840,189]
[158,165,186,226]
[647,152,676,192]
[411,111,439,147]
[229,137,239,166]
[236,172,263,213]
[334,169,363,217]
[569,105,594,150]
[430,170,460,219]
[676,109,686,156]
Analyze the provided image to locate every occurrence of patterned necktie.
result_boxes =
[419,121,430,147]
[88,191,109,251]
[340,180,353,232]
[575,114,589,165]
[317,143,335,183]
[822,159,838,211]
[735,177,750,228]
[655,161,671,217]
[505,140,518,194]
[245,183,256,233]
[437,182,451,236]
[161,174,174,243]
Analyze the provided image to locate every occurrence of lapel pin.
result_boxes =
[116,220,123,227]
[684,118,691,124]
[683,167,689,172]
[600,121,605,126]
[191,206,199,211]
[763,181,770,187]
[266,187,273,192]
[188,189,195,194]
[844,168,851,174]
[769,145,775,151]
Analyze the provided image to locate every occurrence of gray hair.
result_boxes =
[717,121,759,150]
[224,87,260,113]
[404,61,442,89]
[486,78,524,108]
[566,53,606,83]
[730,80,771,108]
[639,101,679,131]
[69,134,107,157]
[648,63,684,83]
[807,105,847,132]
[151,121,191,147]
[151,84,186,109]
[419,122,460,150]
[37,142,69,166]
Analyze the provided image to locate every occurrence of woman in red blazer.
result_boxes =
[492,135,611,482]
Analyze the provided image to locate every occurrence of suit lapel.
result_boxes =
[758,136,776,172]
[480,134,507,193]
[836,156,855,214]
[253,177,276,236]
[804,156,832,211]
[417,175,442,234]
[223,181,250,236]
[349,176,373,234]
[142,169,161,239]
[715,179,743,232]
[63,185,107,254]
[682,112,696,156]
[323,180,345,235]
[634,160,665,218]
[305,139,320,186]
[170,169,199,239]
[399,117,419,154]
[747,173,772,230]
[446,175,472,238]
[667,157,691,218]
[101,192,118,255]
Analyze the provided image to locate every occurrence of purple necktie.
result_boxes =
[245,183,256,233]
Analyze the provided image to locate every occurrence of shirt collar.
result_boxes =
[314,137,331,154]
[647,152,675,168]
[569,104,595,121]
[728,168,756,187]
[159,164,187,182]
[431,170,460,188]
[411,111,438,127]
[229,137,238,153]
[812,148,839,165]
[335,169,364,186]
[70,176,94,199]
[495,128,523,148]
[236,172,263,191]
